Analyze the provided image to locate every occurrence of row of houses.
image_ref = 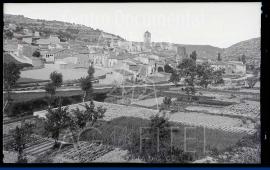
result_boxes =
[196,59,246,75]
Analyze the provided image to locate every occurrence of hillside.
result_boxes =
[176,44,223,60]
[4,14,124,42]
[222,37,260,61]
[3,53,33,68]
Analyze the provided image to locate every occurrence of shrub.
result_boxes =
[5,95,83,117]
[246,77,258,88]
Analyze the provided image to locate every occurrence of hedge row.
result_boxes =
[6,95,83,117]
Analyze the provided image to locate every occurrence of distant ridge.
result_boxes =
[222,37,260,61]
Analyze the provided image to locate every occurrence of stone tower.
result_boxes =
[144,31,151,48]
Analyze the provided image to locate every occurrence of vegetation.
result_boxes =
[3,29,14,39]
[32,50,41,58]
[45,71,63,107]
[217,53,222,61]
[170,58,225,96]
[44,100,70,146]
[169,70,180,86]
[190,50,197,61]
[177,58,197,100]
[246,76,258,88]
[196,62,214,88]
[11,122,35,163]
[71,100,106,130]
[164,64,173,73]
[3,62,21,113]
[161,96,172,111]
[212,68,225,85]
[80,65,95,102]
[241,54,247,64]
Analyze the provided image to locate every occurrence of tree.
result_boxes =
[50,71,63,88]
[45,83,56,106]
[212,68,225,85]
[15,26,23,33]
[11,122,34,163]
[177,58,197,76]
[253,67,260,77]
[45,71,63,107]
[178,58,197,100]
[238,57,242,62]
[83,100,106,126]
[190,51,197,61]
[32,50,41,58]
[44,102,70,146]
[241,54,246,64]
[246,76,258,88]
[164,64,173,73]
[4,30,13,39]
[169,70,180,86]
[196,62,214,88]
[217,53,222,61]
[80,65,95,102]
[139,114,193,163]
[140,114,170,162]
[3,62,21,110]
[162,97,172,110]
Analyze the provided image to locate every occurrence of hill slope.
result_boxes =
[177,44,223,60]
[4,14,124,42]
[222,37,260,61]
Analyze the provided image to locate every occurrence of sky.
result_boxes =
[4,3,261,48]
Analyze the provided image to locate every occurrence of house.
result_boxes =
[36,35,61,50]
[18,44,39,58]
[3,41,18,54]
[42,48,79,63]
[89,52,109,67]
[36,39,50,50]
[74,53,92,68]
[209,61,246,75]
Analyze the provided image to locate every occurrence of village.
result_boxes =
[3,10,261,164]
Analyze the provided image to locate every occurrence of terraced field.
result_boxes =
[3,134,55,157]
[34,101,256,135]
[56,142,114,163]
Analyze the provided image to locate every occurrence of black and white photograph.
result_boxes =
[3,2,261,164]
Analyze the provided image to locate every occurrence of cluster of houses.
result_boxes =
[3,25,247,83]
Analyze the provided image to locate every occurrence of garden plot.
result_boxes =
[185,102,259,120]
[169,112,255,135]
[34,101,256,135]
[92,148,144,163]
[223,101,260,118]
[56,142,114,163]
[4,134,55,158]
[131,97,164,107]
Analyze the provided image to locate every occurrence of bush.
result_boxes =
[5,95,83,117]
[246,77,258,88]
[7,102,34,117]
